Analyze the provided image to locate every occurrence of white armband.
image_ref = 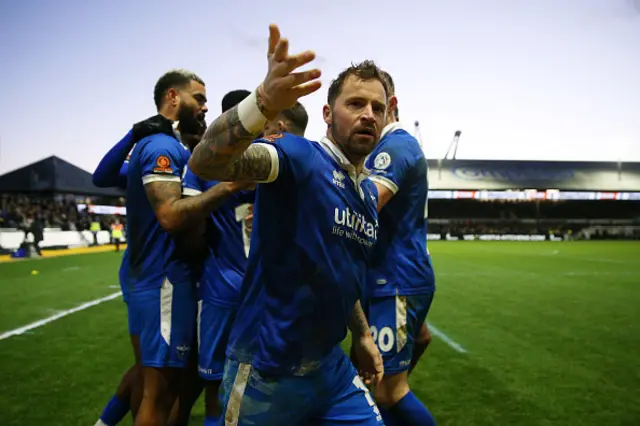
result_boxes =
[237,90,268,133]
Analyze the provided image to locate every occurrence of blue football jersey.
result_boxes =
[182,166,255,307]
[226,134,379,376]
[365,123,435,297]
[125,133,193,290]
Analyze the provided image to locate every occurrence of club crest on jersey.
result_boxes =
[332,169,346,188]
[154,155,173,174]
[373,152,391,170]
[261,133,285,143]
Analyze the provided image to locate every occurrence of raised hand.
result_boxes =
[257,24,322,119]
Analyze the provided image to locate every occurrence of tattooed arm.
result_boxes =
[348,300,372,338]
[349,299,384,386]
[144,180,235,233]
[189,90,278,182]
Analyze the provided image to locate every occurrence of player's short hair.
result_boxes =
[279,102,308,136]
[327,60,389,107]
[153,69,204,110]
[222,89,251,112]
[380,70,399,120]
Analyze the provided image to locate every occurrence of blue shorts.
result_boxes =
[122,282,138,336]
[197,300,236,380]
[119,250,130,304]
[363,291,434,374]
[219,350,384,425]
[126,299,140,336]
[121,281,130,304]
[127,279,197,368]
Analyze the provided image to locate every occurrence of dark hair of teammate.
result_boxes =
[153,69,205,110]
[380,70,399,120]
[222,90,251,113]
[327,60,390,108]
[261,102,308,137]
[279,102,309,135]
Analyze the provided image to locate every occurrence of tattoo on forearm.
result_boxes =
[189,102,262,181]
[349,300,371,336]
[176,183,232,223]
[145,180,231,232]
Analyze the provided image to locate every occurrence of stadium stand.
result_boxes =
[0,156,126,256]
[427,159,640,241]
[0,155,124,197]
[1,156,639,257]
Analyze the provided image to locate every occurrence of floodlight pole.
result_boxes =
[444,130,462,160]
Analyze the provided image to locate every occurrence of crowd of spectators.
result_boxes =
[1,194,82,230]
[1,194,637,240]
[0,194,124,232]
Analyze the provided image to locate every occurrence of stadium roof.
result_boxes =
[428,159,640,191]
[0,156,124,197]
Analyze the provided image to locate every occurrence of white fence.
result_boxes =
[0,229,114,250]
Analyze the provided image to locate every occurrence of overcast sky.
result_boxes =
[1,0,639,174]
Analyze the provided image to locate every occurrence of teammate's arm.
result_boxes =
[145,181,240,233]
[189,24,320,182]
[367,141,413,211]
[93,115,177,188]
[93,130,134,188]
[372,182,395,211]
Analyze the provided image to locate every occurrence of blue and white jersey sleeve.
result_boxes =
[252,133,316,184]
[182,166,205,196]
[138,135,185,185]
[366,138,413,195]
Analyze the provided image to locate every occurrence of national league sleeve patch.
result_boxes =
[261,133,285,143]
[373,152,392,170]
[153,155,174,174]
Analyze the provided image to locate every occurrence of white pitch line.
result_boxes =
[429,323,467,353]
[0,292,122,341]
[62,266,81,272]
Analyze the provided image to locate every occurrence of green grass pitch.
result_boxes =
[0,241,638,425]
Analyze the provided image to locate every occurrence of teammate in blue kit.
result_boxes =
[358,70,437,426]
[189,24,387,425]
[92,95,238,424]
[182,97,308,426]
[123,68,259,426]
[92,114,181,426]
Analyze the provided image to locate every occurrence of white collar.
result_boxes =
[319,136,371,200]
[380,121,404,140]
[319,136,371,178]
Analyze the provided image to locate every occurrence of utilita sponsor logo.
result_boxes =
[332,207,378,247]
